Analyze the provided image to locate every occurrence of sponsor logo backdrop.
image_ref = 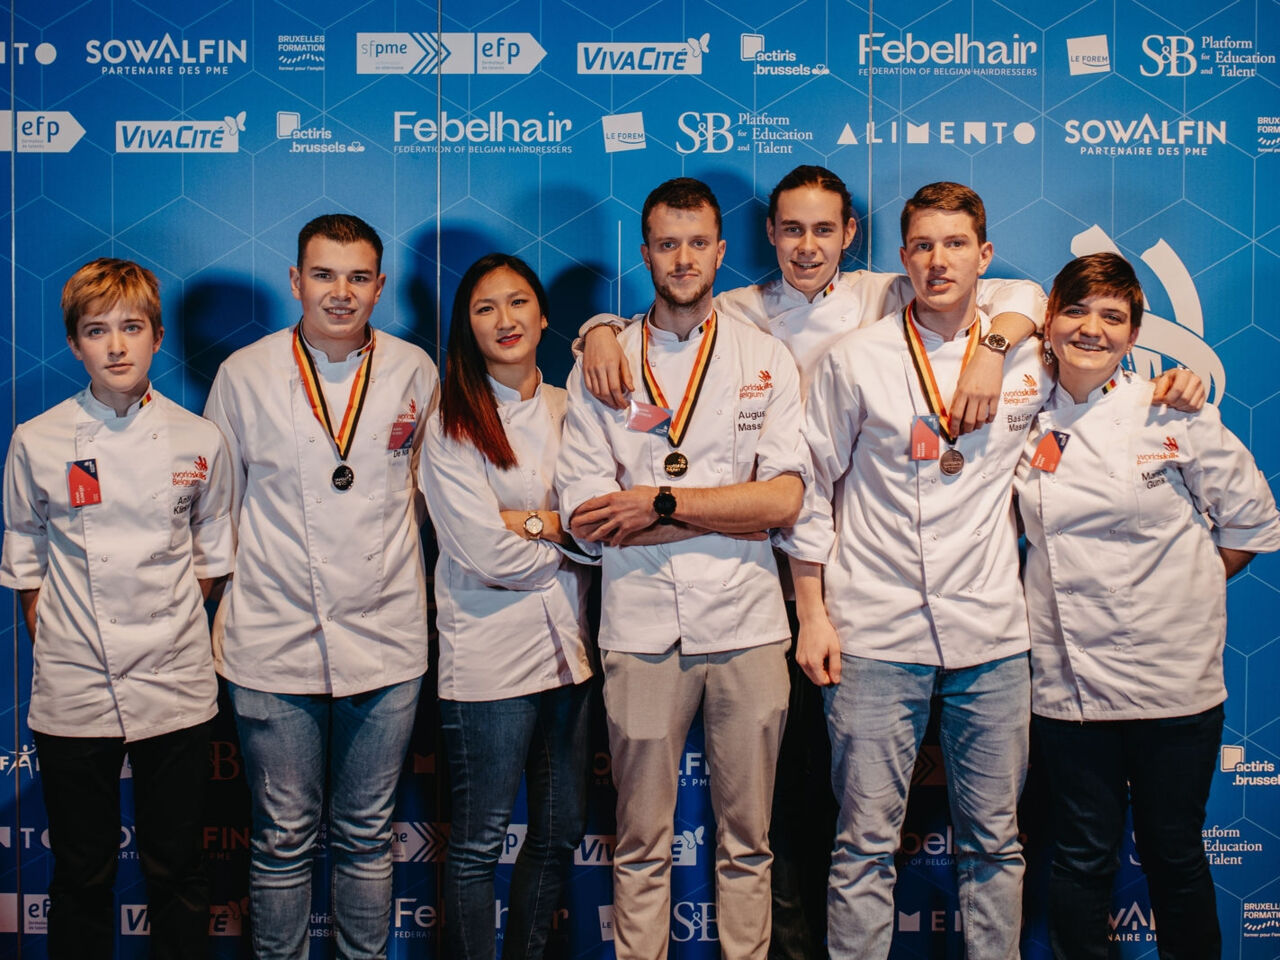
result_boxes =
[2,0,1278,956]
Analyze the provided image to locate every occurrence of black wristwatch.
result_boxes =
[980,332,1010,355]
[653,485,677,525]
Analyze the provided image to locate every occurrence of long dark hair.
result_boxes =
[440,253,550,469]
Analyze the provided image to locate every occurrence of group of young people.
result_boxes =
[2,163,1277,960]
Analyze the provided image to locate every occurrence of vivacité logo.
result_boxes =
[577,35,709,74]
[116,113,246,153]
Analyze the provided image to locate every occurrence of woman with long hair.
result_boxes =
[422,253,594,959]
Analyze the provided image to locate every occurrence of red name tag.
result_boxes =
[1030,430,1070,472]
[67,459,102,507]
[911,416,940,461]
[387,419,415,451]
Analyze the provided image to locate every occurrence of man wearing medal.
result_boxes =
[557,178,808,960]
[204,214,438,959]
[791,182,1204,960]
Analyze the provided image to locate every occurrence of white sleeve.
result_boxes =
[571,312,644,358]
[790,346,867,563]
[1179,406,1280,554]
[0,425,48,590]
[202,365,249,528]
[555,362,623,525]
[975,277,1048,332]
[190,426,236,579]
[421,417,565,590]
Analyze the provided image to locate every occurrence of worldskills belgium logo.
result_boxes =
[1070,226,1225,404]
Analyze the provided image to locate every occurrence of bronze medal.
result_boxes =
[939,449,965,476]
[664,451,688,478]
[332,463,356,490]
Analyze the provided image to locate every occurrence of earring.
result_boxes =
[1041,340,1055,365]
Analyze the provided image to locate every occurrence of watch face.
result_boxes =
[984,333,1009,352]
[523,513,544,536]
[653,490,677,516]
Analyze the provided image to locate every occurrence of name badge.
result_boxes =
[1030,430,1070,472]
[910,415,941,461]
[387,419,415,451]
[626,399,672,437]
[67,459,102,507]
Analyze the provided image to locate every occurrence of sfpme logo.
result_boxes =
[356,32,544,74]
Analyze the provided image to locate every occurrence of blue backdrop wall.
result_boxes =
[2,0,1279,956]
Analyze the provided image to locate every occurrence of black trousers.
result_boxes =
[34,721,211,960]
[1035,705,1224,960]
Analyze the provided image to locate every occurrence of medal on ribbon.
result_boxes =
[292,324,375,491]
[902,302,980,475]
[641,311,718,472]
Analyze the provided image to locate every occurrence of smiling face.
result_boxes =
[899,208,993,336]
[641,202,726,316]
[767,185,856,299]
[68,302,163,414]
[1048,294,1140,400]
[290,236,386,358]
[468,265,547,378]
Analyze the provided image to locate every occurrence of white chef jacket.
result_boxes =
[804,311,1050,668]
[718,272,1045,390]
[423,376,593,702]
[1015,370,1280,721]
[204,327,439,697]
[0,387,234,741]
[557,313,807,655]
[580,272,1046,390]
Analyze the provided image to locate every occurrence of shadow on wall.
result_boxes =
[177,273,279,409]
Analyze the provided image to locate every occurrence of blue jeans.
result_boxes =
[824,653,1030,960]
[228,677,423,960]
[1034,705,1223,960]
[439,681,592,960]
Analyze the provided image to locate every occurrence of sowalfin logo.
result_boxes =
[1069,226,1225,403]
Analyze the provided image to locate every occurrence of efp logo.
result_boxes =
[602,112,645,153]
[1066,35,1110,75]
[357,32,544,74]
[578,35,709,74]
[0,112,84,153]
[1069,226,1225,403]
[116,112,246,153]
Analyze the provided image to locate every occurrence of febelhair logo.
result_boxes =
[739,370,774,399]
[1162,436,1179,453]
[1069,226,1226,404]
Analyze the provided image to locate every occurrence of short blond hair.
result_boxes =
[62,258,162,341]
